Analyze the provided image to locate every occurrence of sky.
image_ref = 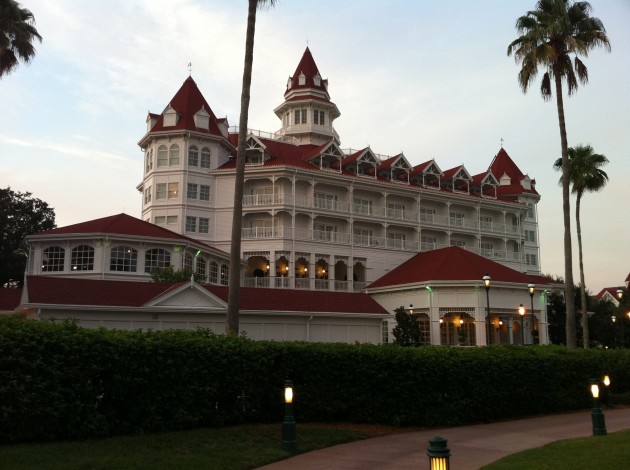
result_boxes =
[1,0,629,294]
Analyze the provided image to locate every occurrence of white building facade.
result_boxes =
[136,48,542,293]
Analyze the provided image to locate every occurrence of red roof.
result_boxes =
[147,76,224,137]
[30,213,229,258]
[22,276,388,315]
[368,246,552,289]
[286,47,329,97]
[489,148,539,197]
[594,287,624,303]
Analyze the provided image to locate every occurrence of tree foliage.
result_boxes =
[0,187,55,287]
[149,265,202,283]
[0,0,43,78]
[391,306,421,346]
[508,0,610,348]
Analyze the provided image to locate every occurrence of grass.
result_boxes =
[3,423,630,470]
[481,429,630,469]
[0,423,408,470]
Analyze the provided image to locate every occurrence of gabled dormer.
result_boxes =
[245,135,269,167]
[471,171,499,199]
[442,165,471,194]
[274,48,341,146]
[410,159,443,189]
[521,174,532,190]
[377,153,411,184]
[306,141,343,173]
[146,113,159,133]
[193,106,210,130]
[163,104,179,127]
[499,172,511,186]
[342,147,378,178]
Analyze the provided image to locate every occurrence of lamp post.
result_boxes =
[528,283,536,344]
[616,289,625,347]
[282,380,297,453]
[590,380,607,436]
[518,304,525,345]
[483,273,491,345]
[427,436,451,470]
[611,315,617,348]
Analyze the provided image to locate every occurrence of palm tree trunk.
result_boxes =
[576,192,589,347]
[226,0,258,336]
[554,73,576,348]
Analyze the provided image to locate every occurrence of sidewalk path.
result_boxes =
[256,407,630,470]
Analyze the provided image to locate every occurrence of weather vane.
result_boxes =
[188,62,192,76]
[500,137,504,148]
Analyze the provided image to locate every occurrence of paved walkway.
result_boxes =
[257,407,630,470]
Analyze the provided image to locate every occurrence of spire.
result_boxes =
[285,47,328,96]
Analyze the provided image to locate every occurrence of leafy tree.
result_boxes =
[392,306,421,346]
[553,144,609,348]
[0,187,55,287]
[589,298,617,348]
[0,0,42,78]
[150,266,202,283]
[227,0,276,336]
[508,0,610,348]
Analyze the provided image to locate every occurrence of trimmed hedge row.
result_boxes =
[1,315,629,444]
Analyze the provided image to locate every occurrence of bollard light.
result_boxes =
[518,304,525,345]
[590,379,607,436]
[427,436,451,470]
[282,380,297,453]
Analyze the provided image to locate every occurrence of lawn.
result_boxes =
[482,429,630,469]
[0,423,408,470]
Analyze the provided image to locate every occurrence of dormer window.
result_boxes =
[287,77,292,89]
[163,105,178,127]
[499,173,511,186]
[314,73,321,86]
[298,72,306,85]
[194,107,210,130]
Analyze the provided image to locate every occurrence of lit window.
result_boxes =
[110,246,137,272]
[71,245,94,271]
[42,246,65,272]
[168,183,178,198]
[144,248,171,273]
[188,146,199,166]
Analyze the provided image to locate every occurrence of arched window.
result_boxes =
[220,264,229,285]
[188,145,199,167]
[144,248,171,273]
[42,246,65,272]
[184,253,193,272]
[157,145,168,166]
[201,147,211,168]
[169,144,180,165]
[110,246,137,272]
[196,257,207,279]
[209,261,218,283]
[71,245,94,271]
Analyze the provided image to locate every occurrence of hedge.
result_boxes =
[1,315,628,444]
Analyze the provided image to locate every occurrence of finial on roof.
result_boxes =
[500,137,504,148]
[188,61,192,76]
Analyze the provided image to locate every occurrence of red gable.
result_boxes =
[286,47,329,96]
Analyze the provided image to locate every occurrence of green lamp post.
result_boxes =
[427,436,451,470]
[282,380,297,453]
[590,379,607,436]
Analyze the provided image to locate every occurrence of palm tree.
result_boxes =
[226,0,276,336]
[507,0,610,348]
[0,0,42,78]
[553,144,609,348]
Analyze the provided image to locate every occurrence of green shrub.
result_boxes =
[1,315,628,444]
